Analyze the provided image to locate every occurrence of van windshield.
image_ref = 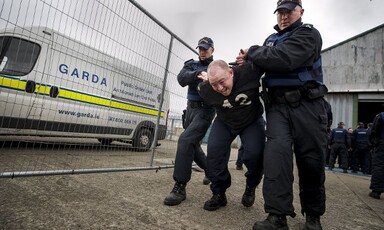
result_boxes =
[0,36,41,76]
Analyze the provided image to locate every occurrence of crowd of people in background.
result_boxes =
[326,121,374,175]
[325,116,383,200]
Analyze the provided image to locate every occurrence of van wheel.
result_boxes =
[132,129,153,152]
[98,138,113,146]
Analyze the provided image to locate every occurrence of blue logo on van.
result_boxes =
[59,64,107,87]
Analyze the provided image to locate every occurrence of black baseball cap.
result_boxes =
[196,37,214,49]
[274,0,302,13]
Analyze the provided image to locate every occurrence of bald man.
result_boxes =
[197,60,265,211]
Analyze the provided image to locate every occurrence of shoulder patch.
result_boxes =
[302,23,313,29]
[184,59,194,64]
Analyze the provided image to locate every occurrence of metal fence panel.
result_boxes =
[0,0,197,177]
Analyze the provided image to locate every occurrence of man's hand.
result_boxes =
[197,71,208,81]
[235,48,248,66]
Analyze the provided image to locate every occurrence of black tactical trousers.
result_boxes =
[329,143,349,170]
[263,97,328,217]
[173,105,215,184]
[370,141,384,193]
[352,143,370,172]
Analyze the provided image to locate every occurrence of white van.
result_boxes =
[0,26,169,151]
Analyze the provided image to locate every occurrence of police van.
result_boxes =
[0,26,169,151]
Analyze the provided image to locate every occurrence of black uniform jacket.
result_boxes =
[198,62,263,131]
[177,56,213,101]
[247,19,322,73]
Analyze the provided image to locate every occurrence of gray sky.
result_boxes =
[136,0,384,62]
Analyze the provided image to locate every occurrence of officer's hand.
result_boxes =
[197,71,208,81]
[235,48,248,66]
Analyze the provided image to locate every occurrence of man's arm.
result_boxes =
[197,80,212,103]
[233,61,263,81]
[177,59,201,87]
[247,27,318,72]
[329,130,334,144]
[370,113,383,146]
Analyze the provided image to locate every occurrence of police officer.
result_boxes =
[369,112,384,199]
[351,122,370,173]
[198,60,265,211]
[235,0,328,229]
[329,122,350,173]
[164,37,215,206]
[347,127,354,169]
[366,122,374,174]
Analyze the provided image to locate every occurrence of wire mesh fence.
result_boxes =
[0,0,199,177]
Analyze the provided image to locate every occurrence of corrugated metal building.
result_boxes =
[322,23,384,129]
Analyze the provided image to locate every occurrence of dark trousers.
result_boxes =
[325,144,331,166]
[329,143,349,170]
[263,97,328,217]
[370,141,384,193]
[352,143,370,172]
[206,116,265,195]
[173,106,215,184]
[367,148,373,174]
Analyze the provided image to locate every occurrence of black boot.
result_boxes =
[242,185,255,207]
[203,194,227,211]
[302,215,322,230]
[253,214,288,230]
[164,182,186,206]
[369,191,381,199]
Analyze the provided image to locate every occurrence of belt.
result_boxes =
[187,100,207,108]
[269,88,303,105]
[269,85,327,105]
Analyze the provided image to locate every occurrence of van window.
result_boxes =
[0,36,41,76]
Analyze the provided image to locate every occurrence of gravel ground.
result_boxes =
[1,140,383,229]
